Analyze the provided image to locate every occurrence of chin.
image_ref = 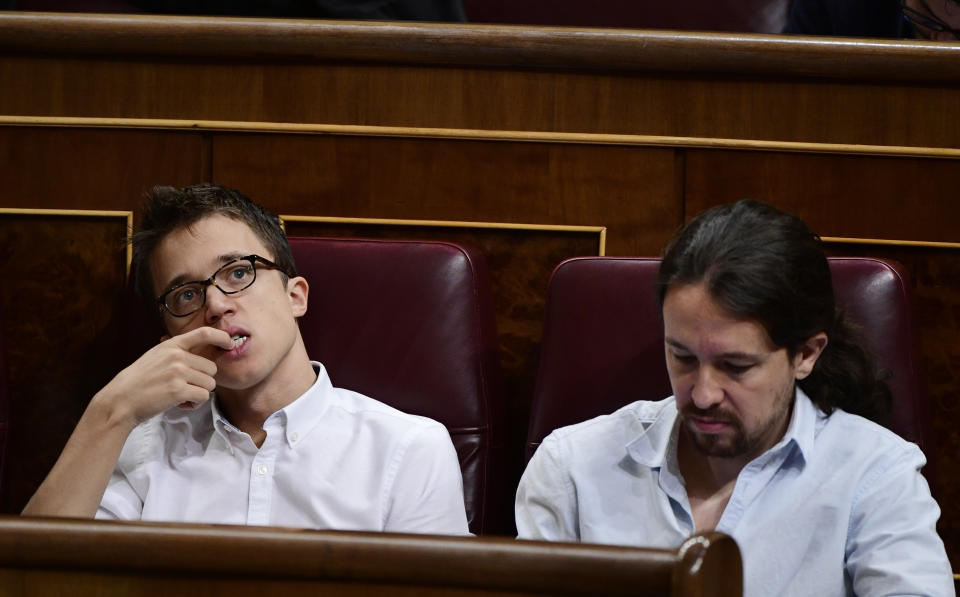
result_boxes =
[690,430,749,459]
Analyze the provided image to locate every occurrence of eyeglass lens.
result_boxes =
[164,259,257,316]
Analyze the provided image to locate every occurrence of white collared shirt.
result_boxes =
[516,390,954,597]
[97,362,470,535]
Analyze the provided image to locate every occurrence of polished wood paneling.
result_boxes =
[1,15,960,149]
[0,13,957,81]
[211,133,679,256]
[0,127,209,210]
[0,213,129,513]
[0,517,743,597]
[2,58,959,149]
[683,150,960,243]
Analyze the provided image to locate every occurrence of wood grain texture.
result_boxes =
[0,12,958,82]
[684,150,960,243]
[0,517,741,597]
[210,133,679,256]
[0,127,208,211]
[2,58,960,149]
[0,215,129,514]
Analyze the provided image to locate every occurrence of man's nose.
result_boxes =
[203,285,235,323]
[690,367,724,409]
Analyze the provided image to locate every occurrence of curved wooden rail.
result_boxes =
[0,11,958,81]
[0,516,741,596]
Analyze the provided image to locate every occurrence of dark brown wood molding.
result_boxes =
[0,517,740,595]
[2,12,959,81]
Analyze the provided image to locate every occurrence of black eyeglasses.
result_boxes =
[901,0,960,40]
[157,254,289,317]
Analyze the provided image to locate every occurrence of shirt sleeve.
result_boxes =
[95,467,144,520]
[515,433,579,541]
[382,422,470,536]
[845,446,955,597]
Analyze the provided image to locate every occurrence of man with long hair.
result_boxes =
[517,200,952,595]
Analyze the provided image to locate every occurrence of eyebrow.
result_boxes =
[664,338,762,361]
[160,252,249,294]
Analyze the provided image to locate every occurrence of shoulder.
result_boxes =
[816,409,926,480]
[115,402,214,473]
[327,387,450,441]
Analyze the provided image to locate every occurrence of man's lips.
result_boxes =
[688,416,732,434]
[217,327,251,356]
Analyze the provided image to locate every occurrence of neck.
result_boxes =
[215,339,317,446]
[677,429,748,493]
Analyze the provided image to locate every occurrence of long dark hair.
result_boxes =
[656,199,891,424]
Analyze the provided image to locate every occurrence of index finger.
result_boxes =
[171,326,235,354]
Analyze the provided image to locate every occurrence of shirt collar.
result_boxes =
[277,361,332,447]
[209,361,333,449]
[625,398,679,468]
[623,389,819,469]
[778,386,817,466]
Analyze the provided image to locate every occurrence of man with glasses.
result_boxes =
[22,183,470,535]
[784,0,960,40]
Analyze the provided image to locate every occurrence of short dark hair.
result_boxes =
[656,199,891,424]
[130,183,297,305]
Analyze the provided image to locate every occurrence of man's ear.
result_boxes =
[287,276,309,318]
[794,332,828,380]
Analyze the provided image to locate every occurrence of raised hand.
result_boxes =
[97,326,235,428]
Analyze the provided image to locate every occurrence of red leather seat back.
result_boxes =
[527,257,931,467]
[290,237,506,535]
[829,258,929,450]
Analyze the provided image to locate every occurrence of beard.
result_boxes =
[679,404,751,458]
[679,395,794,460]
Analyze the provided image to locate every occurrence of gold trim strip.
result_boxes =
[822,236,960,250]
[0,207,134,277]
[281,215,608,256]
[2,115,960,159]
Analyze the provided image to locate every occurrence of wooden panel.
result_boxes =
[1,15,960,149]
[0,213,129,513]
[211,133,679,256]
[0,127,209,210]
[683,149,960,243]
[2,59,959,149]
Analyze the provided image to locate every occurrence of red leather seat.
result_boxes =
[290,237,507,535]
[526,257,931,470]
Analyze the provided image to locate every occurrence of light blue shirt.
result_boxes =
[516,390,953,596]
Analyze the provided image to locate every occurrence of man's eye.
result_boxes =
[229,265,252,280]
[173,287,199,305]
[725,363,753,375]
[672,353,696,365]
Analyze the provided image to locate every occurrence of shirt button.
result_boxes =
[290,432,299,443]
[257,464,268,476]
